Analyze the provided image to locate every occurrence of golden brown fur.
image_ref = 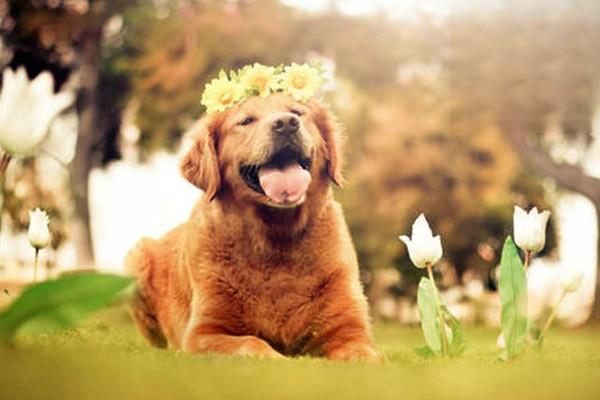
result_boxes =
[125,93,378,361]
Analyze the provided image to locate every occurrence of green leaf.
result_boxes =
[498,236,528,360]
[273,64,285,74]
[414,344,436,358]
[417,277,441,355]
[441,305,466,357]
[0,273,134,344]
[245,86,260,96]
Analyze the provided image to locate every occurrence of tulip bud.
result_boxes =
[399,213,443,269]
[513,206,551,254]
[0,67,73,156]
[28,208,50,250]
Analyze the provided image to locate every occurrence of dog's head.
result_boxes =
[181,92,343,212]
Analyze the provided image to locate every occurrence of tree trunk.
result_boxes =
[502,127,600,321]
[69,28,102,269]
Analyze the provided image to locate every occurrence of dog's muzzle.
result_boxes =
[240,119,312,207]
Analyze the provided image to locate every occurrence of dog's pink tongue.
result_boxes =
[258,163,311,205]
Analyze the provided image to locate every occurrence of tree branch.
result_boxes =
[503,129,600,202]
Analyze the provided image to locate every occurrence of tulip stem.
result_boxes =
[539,288,568,344]
[427,263,449,356]
[524,250,532,270]
[33,248,40,283]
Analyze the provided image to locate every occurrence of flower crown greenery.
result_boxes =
[200,62,326,114]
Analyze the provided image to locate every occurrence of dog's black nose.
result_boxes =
[272,115,300,135]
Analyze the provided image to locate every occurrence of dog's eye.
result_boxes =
[289,109,304,117]
[238,116,256,126]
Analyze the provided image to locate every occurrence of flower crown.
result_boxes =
[200,62,326,114]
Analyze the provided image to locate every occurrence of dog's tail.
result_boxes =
[125,238,167,348]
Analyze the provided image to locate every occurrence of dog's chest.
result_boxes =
[216,262,332,353]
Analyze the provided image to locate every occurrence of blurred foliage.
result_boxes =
[1,160,69,251]
[1,0,134,267]
[444,2,600,141]
[109,1,561,286]
[0,272,133,344]
[4,0,600,290]
[337,86,555,286]
[112,0,424,149]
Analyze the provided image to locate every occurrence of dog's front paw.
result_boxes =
[237,336,285,359]
[327,343,381,363]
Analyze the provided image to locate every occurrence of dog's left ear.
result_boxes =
[180,116,221,200]
[313,103,345,187]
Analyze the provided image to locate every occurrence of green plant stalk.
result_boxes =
[524,250,531,270]
[33,248,39,283]
[426,263,449,356]
[539,288,568,341]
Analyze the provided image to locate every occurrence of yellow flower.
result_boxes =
[201,71,243,113]
[240,63,278,97]
[279,63,322,101]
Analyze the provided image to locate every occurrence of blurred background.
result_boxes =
[0,0,599,326]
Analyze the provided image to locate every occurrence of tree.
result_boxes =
[115,2,553,289]
[337,84,554,289]
[444,2,600,317]
[4,0,134,267]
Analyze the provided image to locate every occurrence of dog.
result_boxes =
[125,92,379,361]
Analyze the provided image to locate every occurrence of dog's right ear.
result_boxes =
[311,102,345,187]
[180,117,221,200]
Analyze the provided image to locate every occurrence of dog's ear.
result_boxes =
[313,103,345,187]
[180,117,221,200]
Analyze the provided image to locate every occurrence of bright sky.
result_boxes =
[281,0,464,19]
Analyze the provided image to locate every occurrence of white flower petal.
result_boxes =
[539,210,551,226]
[0,67,72,156]
[28,208,51,249]
[431,235,443,265]
[513,205,550,253]
[399,213,443,269]
[412,213,433,242]
[48,91,74,117]
[398,235,411,246]
[30,71,54,99]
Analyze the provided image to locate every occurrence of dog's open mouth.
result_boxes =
[240,147,312,207]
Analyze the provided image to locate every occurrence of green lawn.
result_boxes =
[1,306,599,400]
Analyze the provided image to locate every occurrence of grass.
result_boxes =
[1,306,600,400]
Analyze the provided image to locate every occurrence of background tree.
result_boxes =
[115,1,554,290]
[5,0,596,318]
[443,0,600,316]
[3,0,134,267]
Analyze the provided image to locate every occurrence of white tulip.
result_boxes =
[399,213,443,269]
[513,206,551,254]
[28,208,51,249]
[0,67,73,156]
[561,269,583,293]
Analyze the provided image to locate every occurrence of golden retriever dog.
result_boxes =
[125,92,379,361]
